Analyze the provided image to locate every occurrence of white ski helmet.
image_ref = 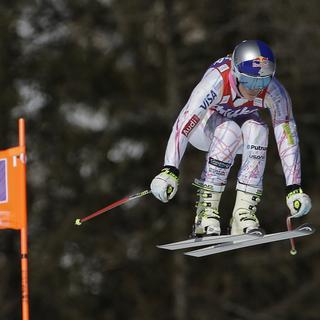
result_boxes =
[231,40,276,90]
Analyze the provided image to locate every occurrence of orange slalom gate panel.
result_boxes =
[0,145,27,230]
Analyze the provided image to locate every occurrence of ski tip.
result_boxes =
[297,223,316,234]
[75,219,82,226]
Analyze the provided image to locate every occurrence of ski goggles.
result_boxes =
[237,72,272,90]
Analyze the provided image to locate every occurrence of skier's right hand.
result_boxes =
[150,166,179,203]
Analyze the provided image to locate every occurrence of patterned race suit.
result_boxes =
[164,56,300,193]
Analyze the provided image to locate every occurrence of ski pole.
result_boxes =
[75,189,151,226]
[286,215,297,255]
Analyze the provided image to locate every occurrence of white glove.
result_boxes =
[150,166,179,203]
[286,186,312,218]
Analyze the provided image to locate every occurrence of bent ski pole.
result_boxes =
[75,189,151,226]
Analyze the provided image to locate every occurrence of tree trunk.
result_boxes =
[162,1,188,319]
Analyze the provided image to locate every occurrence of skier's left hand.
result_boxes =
[286,185,312,218]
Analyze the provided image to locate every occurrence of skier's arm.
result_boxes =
[164,69,223,168]
[151,68,223,203]
[266,80,311,217]
[266,80,301,186]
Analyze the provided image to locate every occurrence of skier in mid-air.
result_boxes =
[150,40,312,237]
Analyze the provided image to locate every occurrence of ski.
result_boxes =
[157,232,262,251]
[184,223,315,257]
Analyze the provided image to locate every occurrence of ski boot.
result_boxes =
[191,184,222,238]
[230,190,264,235]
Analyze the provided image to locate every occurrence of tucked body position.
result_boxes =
[150,40,312,237]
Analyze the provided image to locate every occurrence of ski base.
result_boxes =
[185,223,315,257]
[157,232,262,251]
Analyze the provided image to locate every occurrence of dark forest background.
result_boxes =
[0,1,320,319]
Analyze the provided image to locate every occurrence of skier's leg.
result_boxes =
[231,118,269,235]
[193,116,243,236]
